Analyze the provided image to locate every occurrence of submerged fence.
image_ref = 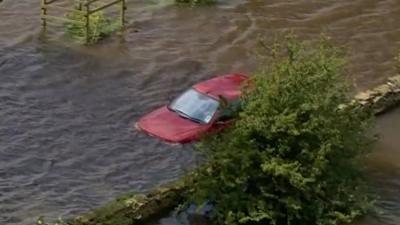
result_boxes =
[40,0,126,44]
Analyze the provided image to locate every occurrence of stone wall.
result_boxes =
[71,180,187,225]
[354,75,400,114]
[71,75,400,225]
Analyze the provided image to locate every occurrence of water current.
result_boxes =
[1,1,400,224]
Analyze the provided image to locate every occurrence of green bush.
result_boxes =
[65,9,120,44]
[187,36,374,225]
[175,0,217,5]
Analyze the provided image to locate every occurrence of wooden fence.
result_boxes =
[40,0,126,44]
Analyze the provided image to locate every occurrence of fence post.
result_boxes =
[85,1,90,44]
[78,0,82,10]
[120,0,126,26]
[41,0,47,28]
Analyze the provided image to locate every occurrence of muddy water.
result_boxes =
[357,108,400,225]
[1,0,400,225]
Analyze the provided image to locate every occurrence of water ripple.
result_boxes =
[1,1,400,225]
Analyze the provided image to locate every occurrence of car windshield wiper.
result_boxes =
[173,109,203,124]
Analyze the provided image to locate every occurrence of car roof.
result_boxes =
[193,73,249,100]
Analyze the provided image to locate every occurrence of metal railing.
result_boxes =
[40,0,126,44]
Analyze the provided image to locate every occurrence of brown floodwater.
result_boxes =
[356,107,400,225]
[0,0,400,225]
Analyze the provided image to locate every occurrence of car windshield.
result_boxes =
[168,89,220,124]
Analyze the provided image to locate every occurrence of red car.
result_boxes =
[135,73,249,143]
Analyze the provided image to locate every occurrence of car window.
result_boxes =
[168,89,220,124]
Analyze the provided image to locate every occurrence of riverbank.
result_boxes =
[73,181,186,225]
[71,74,400,225]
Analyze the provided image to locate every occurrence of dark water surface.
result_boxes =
[1,1,400,225]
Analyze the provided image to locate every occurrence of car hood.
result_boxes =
[137,106,207,143]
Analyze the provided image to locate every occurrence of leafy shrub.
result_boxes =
[175,0,217,5]
[65,9,120,44]
[187,36,374,225]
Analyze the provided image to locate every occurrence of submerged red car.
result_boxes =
[135,73,249,143]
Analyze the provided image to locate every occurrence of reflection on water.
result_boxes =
[1,0,400,225]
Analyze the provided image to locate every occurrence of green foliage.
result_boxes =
[175,0,217,5]
[65,9,120,44]
[187,36,374,225]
